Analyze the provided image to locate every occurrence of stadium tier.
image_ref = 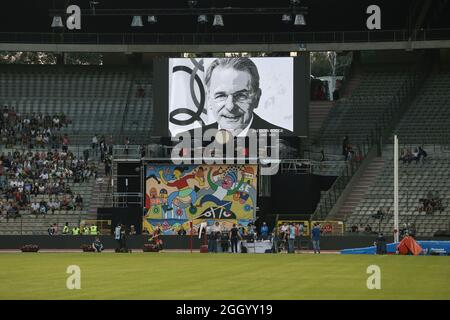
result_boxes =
[344,145,450,237]
[394,69,450,144]
[318,65,422,146]
[0,65,153,144]
[0,56,448,240]
[0,145,100,235]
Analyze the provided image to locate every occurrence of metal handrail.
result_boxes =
[1,28,450,45]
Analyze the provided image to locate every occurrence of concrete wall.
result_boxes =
[102,53,129,65]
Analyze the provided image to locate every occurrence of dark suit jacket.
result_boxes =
[182,113,294,139]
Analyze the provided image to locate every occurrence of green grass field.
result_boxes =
[0,252,449,300]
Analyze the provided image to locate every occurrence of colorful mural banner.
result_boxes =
[144,164,257,222]
[143,218,253,235]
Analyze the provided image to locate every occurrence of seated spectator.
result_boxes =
[48,224,55,236]
[399,148,406,161]
[399,148,413,164]
[411,148,420,163]
[47,198,59,214]
[52,116,60,129]
[71,196,78,210]
[364,225,372,233]
[38,183,46,194]
[65,185,73,195]
[53,199,61,212]
[39,201,48,216]
[7,203,20,220]
[30,201,40,215]
[418,146,427,163]
[52,223,58,235]
[39,170,49,181]
[24,181,32,193]
[92,237,104,252]
[61,195,69,210]
[350,224,358,233]
[35,132,44,147]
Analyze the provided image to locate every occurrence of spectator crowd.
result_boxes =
[418,191,444,214]
[0,149,92,221]
[1,105,71,149]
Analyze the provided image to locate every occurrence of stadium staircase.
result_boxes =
[327,157,384,221]
[340,66,362,99]
[308,100,334,142]
[88,161,113,215]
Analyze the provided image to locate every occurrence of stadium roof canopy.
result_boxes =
[0,0,449,51]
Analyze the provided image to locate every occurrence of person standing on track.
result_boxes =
[229,223,242,253]
[114,224,121,251]
[311,223,321,254]
[288,223,296,253]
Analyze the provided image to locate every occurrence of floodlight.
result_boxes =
[294,14,306,26]
[51,16,64,28]
[131,16,143,27]
[198,15,208,24]
[213,14,224,27]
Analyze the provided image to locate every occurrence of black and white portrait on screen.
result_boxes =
[168,57,294,138]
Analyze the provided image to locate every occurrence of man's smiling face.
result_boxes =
[208,67,261,133]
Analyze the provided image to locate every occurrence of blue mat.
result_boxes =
[341,240,450,255]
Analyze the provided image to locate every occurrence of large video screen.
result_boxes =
[168,57,294,137]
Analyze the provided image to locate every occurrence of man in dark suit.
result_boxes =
[183,57,293,138]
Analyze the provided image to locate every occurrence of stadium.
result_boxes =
[0,0,449,301]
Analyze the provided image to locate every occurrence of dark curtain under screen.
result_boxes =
[270,174,336,215]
